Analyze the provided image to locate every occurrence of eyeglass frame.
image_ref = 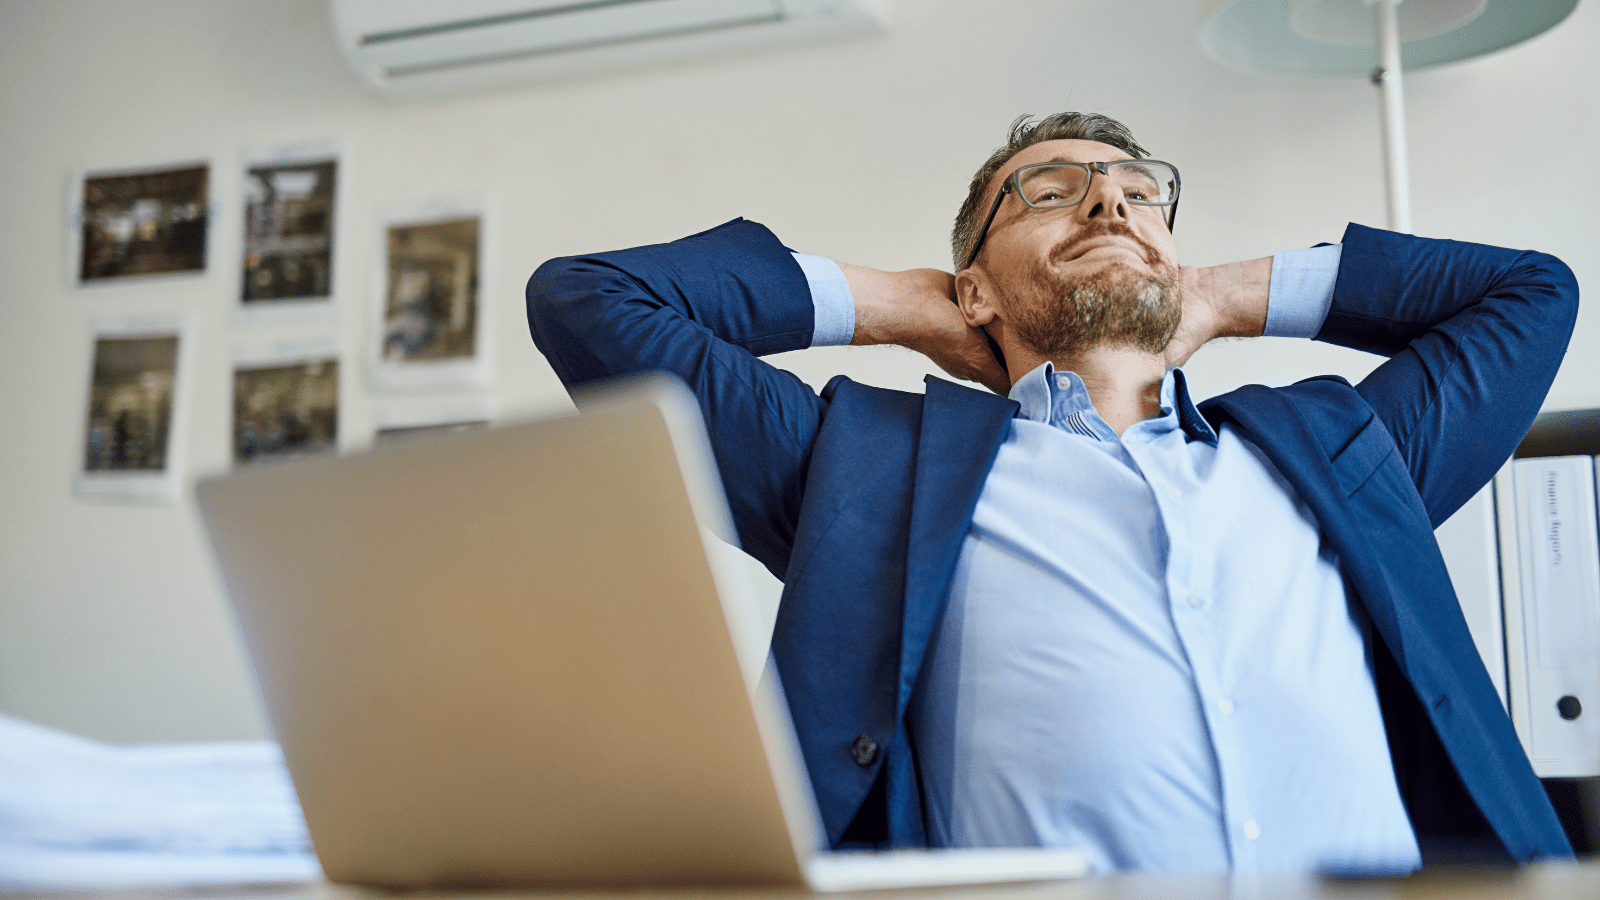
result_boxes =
[961,159,1182,270]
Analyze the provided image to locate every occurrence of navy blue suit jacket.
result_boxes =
[527,219,1578,863]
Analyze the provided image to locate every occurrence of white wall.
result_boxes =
[2,0,1595,742]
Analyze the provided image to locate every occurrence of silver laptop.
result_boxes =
[196,375,1089,891]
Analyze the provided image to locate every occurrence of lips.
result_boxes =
[1067,235,1143,261]
[1052,225,1156,266]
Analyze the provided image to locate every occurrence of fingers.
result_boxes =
[965,340,1012,395]
[1162,327,1202,370]
[847,265,1011,394]
[937,327,1011,396]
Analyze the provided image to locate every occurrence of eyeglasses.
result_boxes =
[962,159,1181,270]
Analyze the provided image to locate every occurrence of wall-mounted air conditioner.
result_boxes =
[330,0,890,99]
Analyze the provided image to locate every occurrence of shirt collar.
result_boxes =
[1008,361,1218,445]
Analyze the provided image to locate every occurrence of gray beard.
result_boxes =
[1011,260,1181,357]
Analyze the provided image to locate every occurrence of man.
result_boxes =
[526,112,1578,872]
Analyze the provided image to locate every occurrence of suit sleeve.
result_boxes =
[526,218,828,578]
[1315,222,1579,525]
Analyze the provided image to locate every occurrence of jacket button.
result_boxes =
[849,733,879,766]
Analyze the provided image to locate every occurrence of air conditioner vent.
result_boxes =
[331,0,888,98]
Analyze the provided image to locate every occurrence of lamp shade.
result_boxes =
[1200,0,1579,79]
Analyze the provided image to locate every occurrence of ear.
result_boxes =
[955,268,999,329]
[955,267,1010,375]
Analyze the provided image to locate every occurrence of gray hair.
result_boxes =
[951,112,1150,269]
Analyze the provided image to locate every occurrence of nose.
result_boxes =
[1079,164,1130,223]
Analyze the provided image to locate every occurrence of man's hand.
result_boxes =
[841,262,1012,395]
[1166,256,1273,368]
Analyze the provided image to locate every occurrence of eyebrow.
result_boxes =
[1028,157,1159,184]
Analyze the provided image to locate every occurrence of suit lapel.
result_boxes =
[898,376,1018,715]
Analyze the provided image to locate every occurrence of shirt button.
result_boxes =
[1218,699,1235,715]
[1183,592,1202,609]
[1169,487,1185,500]
[1055,374,1071,389]
[1243,820,1261,840]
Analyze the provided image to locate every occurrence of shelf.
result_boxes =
[1516,408,1600,459]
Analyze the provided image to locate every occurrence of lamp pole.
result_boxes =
[1370,0,1412,233]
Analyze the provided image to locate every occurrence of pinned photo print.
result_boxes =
[242,157,337,304]
[385,216,479,362]
[84,335,178,472]
[369,200,492,391]
[233,357,339,464]
[76,316,194,502]
[77,163,208,283]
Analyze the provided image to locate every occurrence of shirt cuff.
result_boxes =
[792,252,855,347]
[1265,244,1342,339]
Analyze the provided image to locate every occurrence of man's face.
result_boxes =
[962,139,1182,358]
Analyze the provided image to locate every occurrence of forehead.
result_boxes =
[983,138,1136,205]
[1008,138,1133,171]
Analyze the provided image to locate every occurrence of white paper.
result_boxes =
[0,713,320,889]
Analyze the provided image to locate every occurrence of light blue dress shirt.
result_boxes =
[793,246,1422,873]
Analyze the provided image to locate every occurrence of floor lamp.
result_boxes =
[1199,0,1579,233]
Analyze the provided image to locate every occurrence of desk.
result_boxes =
[7,864,1600,900]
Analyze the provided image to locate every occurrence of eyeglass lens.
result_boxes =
[1017,162,1176,208]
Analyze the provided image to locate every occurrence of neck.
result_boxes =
[1011,344,1168,436]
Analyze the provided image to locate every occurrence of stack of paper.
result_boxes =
[0,712,321,889]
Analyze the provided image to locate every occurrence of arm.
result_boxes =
[1319,223,1579,525]
[526,219,828,578]
[1175,226,1577,524]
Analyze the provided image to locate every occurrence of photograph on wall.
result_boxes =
[385,216,479,362]
[242,154,337,307]
[233,355,339,465]
[76,163,209,283]
[369,199,492,391]
[76,316,195,502]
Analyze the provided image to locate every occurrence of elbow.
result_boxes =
[524,255,599,389]
[525,256,579,328]
[525,255,595,356]
[525,255,645,392]
[1521,250,1580,332]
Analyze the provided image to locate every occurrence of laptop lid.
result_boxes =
[197,375,822,889]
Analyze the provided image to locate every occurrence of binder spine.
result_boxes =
[1506,455,1600,778]
[1438,481,1508,709]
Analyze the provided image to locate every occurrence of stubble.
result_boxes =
[1008,222,1182,357]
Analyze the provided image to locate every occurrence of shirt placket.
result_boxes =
[1123,437,1258,869]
